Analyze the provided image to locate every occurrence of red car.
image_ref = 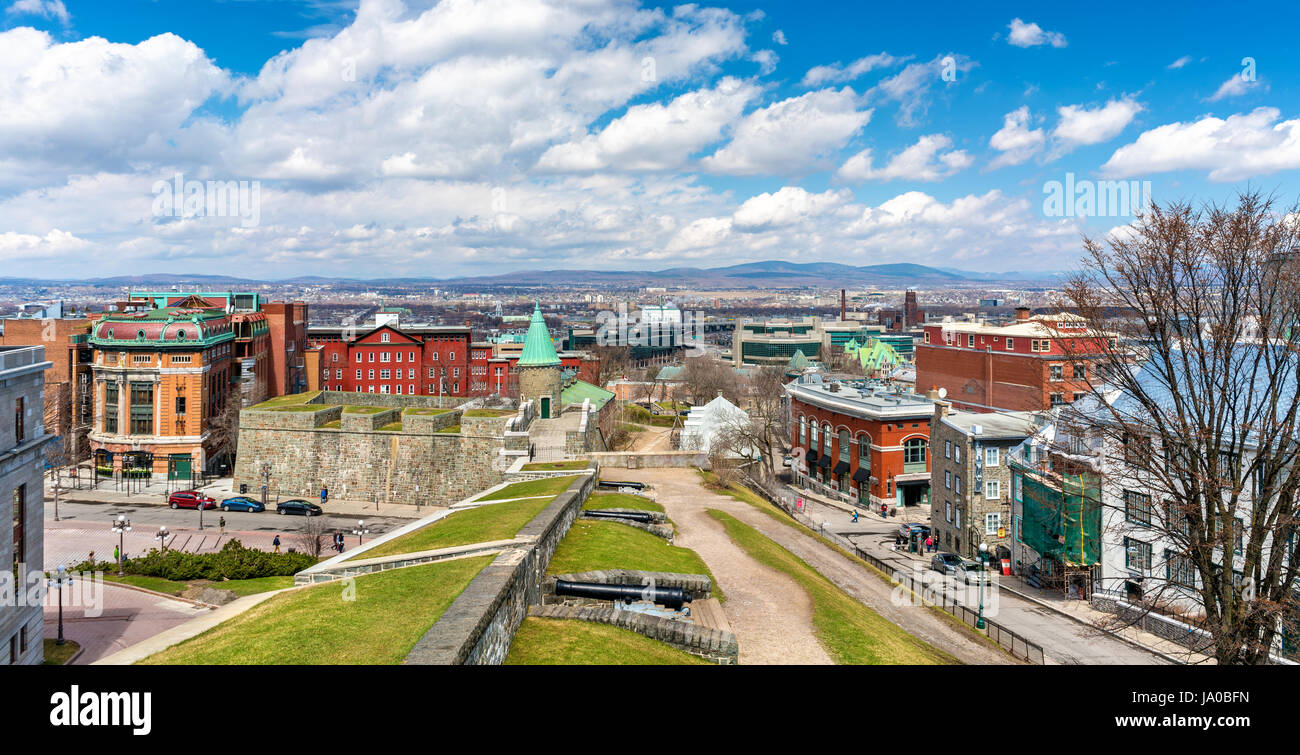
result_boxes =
[168,490,218,510]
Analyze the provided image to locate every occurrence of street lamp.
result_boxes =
[48,565,72,646]
[110,514,131,576]
[352,520,370,545]
[976,541,989,630]
[155,525,171,551]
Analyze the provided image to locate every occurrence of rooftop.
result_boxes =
[787,377,934,420]
[940,409,1041,440]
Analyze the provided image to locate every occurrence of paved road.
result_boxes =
[44,580,209,664]
[44,500,411,569]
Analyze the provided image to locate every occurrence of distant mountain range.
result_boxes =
[0,261,1069,288]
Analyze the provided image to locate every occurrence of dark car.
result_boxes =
[168,490,217,510]
[220,496,265,513]
[899,523,931,540]
[277,499,323,516]
[930,552,963,575]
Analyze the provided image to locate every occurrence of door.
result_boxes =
[540,396,551,419]
[168,453,192,481]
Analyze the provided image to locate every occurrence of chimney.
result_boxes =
[1015,306,1030,322]
[840,289,847,322]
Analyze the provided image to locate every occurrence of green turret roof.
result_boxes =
[517,302,561,367]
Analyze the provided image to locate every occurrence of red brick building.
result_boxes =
[915,310,1113,412]
[788,378,933,510]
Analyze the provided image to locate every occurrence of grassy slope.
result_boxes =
[104,574,294,597]
[546,519,721,603]
[582,492,665,513]
[707,509,956,665]
[504,618,709,665]
[521,460,590,471]
[139,557,492,665]
[350,495,557,561]
[474,475,578,501]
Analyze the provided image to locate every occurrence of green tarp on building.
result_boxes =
[1020,470,1102,566]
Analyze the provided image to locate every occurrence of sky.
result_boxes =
[0,0,1297,280]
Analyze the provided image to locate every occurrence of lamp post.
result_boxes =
[155,525,171,552]
[49,565,71,646]
[352,520,370,546]
[976,541,989,630]
[110,514,131,576]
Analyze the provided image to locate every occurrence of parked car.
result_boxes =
[930,552,963,575]
[956,560,990,584]
[220,496,265,513]
[168,490,217,510]
[899,523,931,540]
[277,499,323,516]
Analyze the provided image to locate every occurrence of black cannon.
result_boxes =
[598,480,645,490]
[583,510,655,523]
[554,580,692,610]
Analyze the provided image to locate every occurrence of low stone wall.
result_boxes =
[580,512,673,540]
[316,390,469,410]
[528,604,737,665]
[404,472,597,665]
[1091,594,1217,655]
[542,570,712,601]
[586,450,709,468]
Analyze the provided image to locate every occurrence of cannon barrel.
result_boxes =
[583,510,655,523]
[598,480,645,490]
[554,580,691,609]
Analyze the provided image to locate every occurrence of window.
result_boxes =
[985,512,1001,535]
[368,370,375,379]
[395,351,402,362]
[954,445,961,463]
[954,475,963,495]
[432,351,439,361]
[985,480,1000,500]
[368,352,375,363]
[955,508,961,529]
[407,368,414,379]
[1049,365,1063,381]
[171,354,191,364]
[1124,489,1152,526]
[380,385,390,394]
[381,352,391,363]
[395,384,402,394]
[1014,474,1022,502]
[1125,537,1152,572]
[903,438,927,465]
[132,354,150,364]
[356,369,362,380]
[129,382,154,435]
[380,369,390,380]
[822,424,831,457]
[453,367,460,378]
[1073,364,1086,380]
[1050,393,1064,406]
[985,447,999,467]
[381,332,390,343]
[409,352,415,362]
[104,383,119,434]
[1165,500,1190,538]
[355,353,362,363]
[967,334,975,348]
[1073,392,1087,402]
[945,470,951,489]
[175,397,186,415]
[332,353,339,362]
[945,440,951,459]
[335,369,342,379]
[924,331,931,344]
[14,397,23,443]
[810,422,818,449]
[799,416,807,447]
[12,484,25,566]
[945,501,952,522]
[839,430,850,462]
[409,384,415,395]
[1005,338,1014,350]
[1124,434,1151,465]
[1166,550,1197,588]
[453,382,459,393]
[1233,519,1244,554]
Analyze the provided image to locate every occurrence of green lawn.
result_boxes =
[43,639,80,665]
[264,404,327,412]
[474,475,578,501]
[521,460,590,471]
[505,618,709,665]
[403,407,452,415]
[379,421,403,431]
[251,391,322,409]
[546,520,721,601]
[707,509,956,665]
[583,492,664,513]
[139,557,492,665]
[625,405,677,427]
[463,408,514,418]
[321,420,341,429]
[342,405,386,414]
[349,495,557,561]
[104,574,295,597]
[436,424,460,433]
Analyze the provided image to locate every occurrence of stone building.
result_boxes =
[929,400,1038,559]
[515,302,562,419]
[0,316,93,462]
[1,345,54,664]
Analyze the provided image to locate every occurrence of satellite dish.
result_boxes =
[937,387,948,399]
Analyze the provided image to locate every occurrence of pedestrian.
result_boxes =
[272,535,281,554]
[219,516,226,534]
[321,485,328,505]
[113,544,119,562]
[851,510,859,523]
[926,534,934,553]
[881,503,888,518]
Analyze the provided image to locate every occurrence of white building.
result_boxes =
[679,395,751,457]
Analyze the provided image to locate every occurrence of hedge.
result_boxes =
[71,539,315,581]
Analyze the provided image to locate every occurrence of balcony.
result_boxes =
[903,461,928,475]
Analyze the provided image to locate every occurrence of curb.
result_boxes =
[97,578,219,610]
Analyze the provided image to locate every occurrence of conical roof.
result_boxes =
[517,301,561,367]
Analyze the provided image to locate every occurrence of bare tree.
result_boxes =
[588,344,631,387]
[294,515,329,559]
[206,397,241,476]
[1058,191,1300,664]
[682,356,740,406]
[707,366,789,484]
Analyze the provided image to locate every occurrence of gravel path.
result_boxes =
[616,468,1015,665]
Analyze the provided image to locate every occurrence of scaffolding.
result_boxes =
[1018,462,1102,595]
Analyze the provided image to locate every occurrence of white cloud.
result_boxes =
[1100,107,1300,182]
[5,0,69,23]
[1167,55,1192,69]
[801,53,902,87]
[1051,97,1142,152]
[732,186,850,230]
[772,29,787,45]
[702,87,871,175]
[1206,72,1263,101]
[837,134,971,182]
[1006,18,1067,48]
[0,228,88,260]
[867,54,972,127]
[987,106,1045,168]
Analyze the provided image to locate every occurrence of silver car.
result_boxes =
[956,560,991,585]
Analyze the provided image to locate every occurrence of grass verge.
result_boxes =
[521,460,590,471]
[43,639,80,665]
[546,519,722,601]
[706,509,956,665]
[139,557,492,665]
[348,495,556,561]
[582,492,664,513]
[474,475,578,501]
[103,574,296,597]
[504,618,709,665]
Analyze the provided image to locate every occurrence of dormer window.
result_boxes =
[177,330,186,340]
[381,333,391,343]
[136,330,146,340]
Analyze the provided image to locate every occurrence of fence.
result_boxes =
[741,475,1047,665]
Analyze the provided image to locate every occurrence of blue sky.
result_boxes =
[1,0,1297,279]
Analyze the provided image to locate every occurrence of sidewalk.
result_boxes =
[46,476,427,519]
[788,486,1210,664]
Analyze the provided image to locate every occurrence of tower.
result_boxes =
[516,302,562,418]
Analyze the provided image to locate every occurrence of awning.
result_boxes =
[833,461,850,475]
[852,467,870,483]
[818,454,832,468]
[804,449,819,465]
